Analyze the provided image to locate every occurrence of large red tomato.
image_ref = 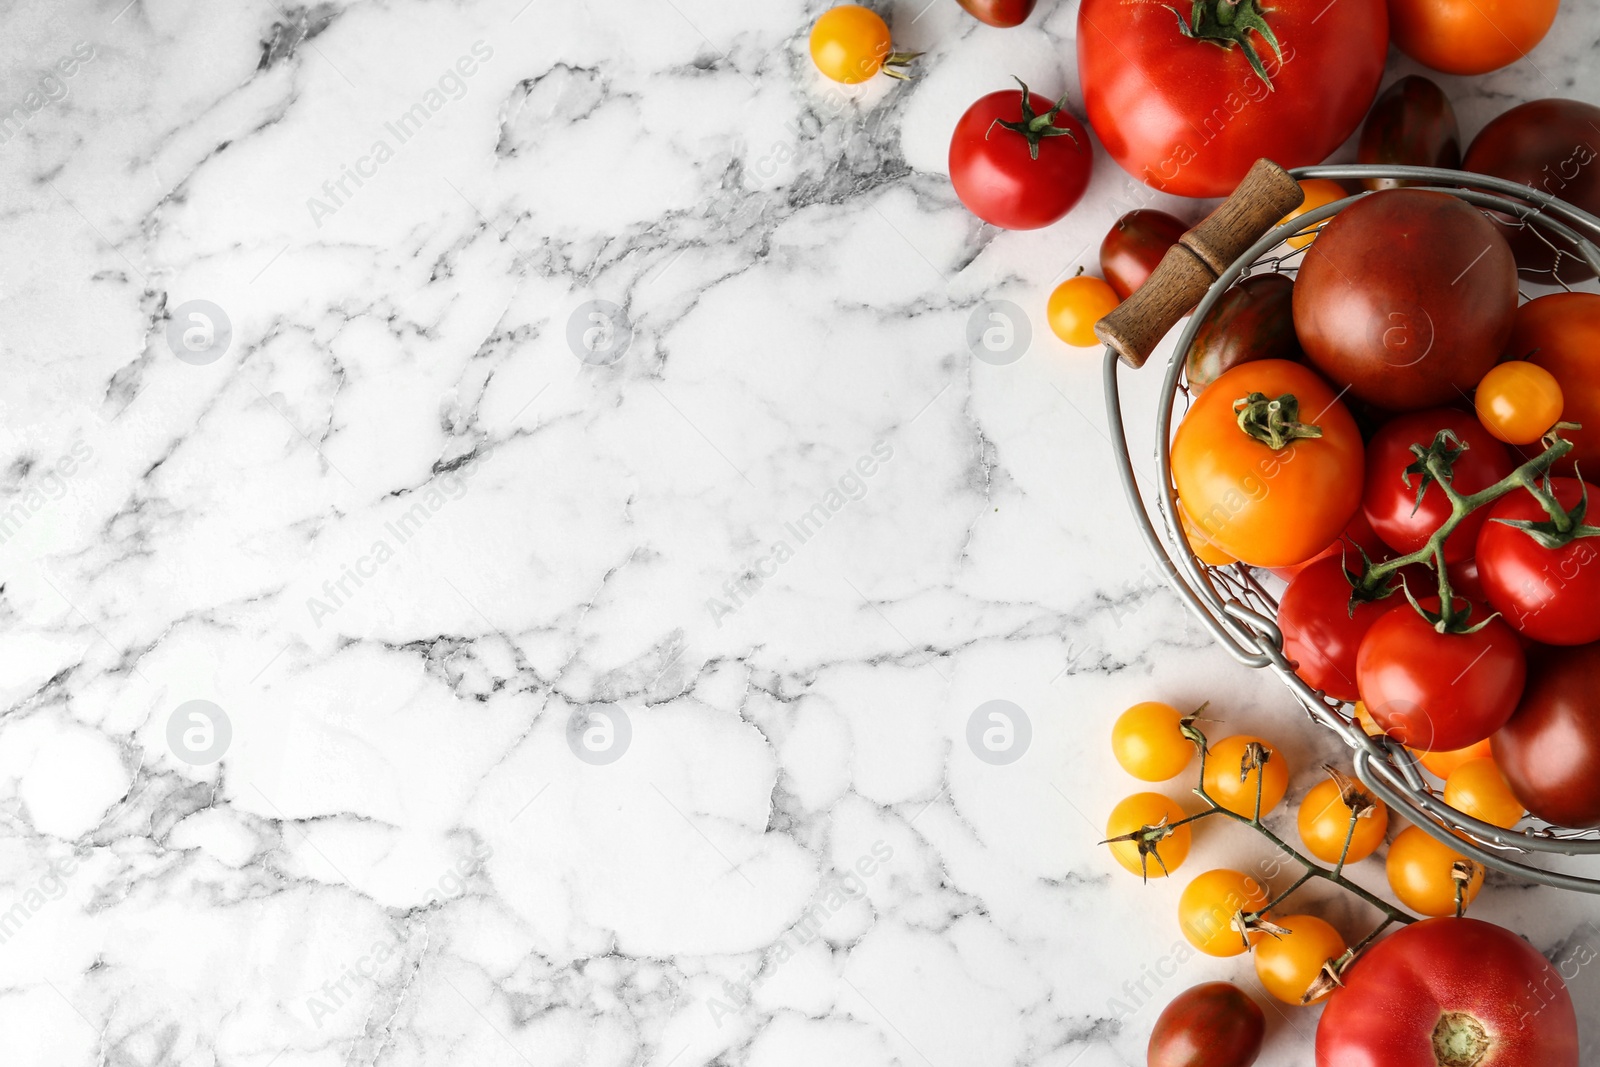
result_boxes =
[949,83,1092,230]
[1494,642,1600,828]
[1476,478,1600,646]
[1279,556,1391,702]
[1316,918,1579,1067]
[1362,408,1514,563]
[1077,0,1387,197]
[1357,600,1526,751]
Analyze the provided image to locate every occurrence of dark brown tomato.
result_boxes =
[1100,209,1187,300]
[954,0,1037,26]
[1148,982,1265,1067]
[1293,189,1517,411]
[1186,274,1299,394]
[1493,642,1600,828]
[1464,99,1600,283]
[1356,75,1461,190]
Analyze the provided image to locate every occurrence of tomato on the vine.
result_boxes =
[1357,599,1526,752]
[1362,409,1515,564]
[1099,210,1185,300]
[1474,361,1564,445]
[1111,701,1194,781]
[1172,360,1364,568]
[1297,776,1388,865]
[1475,477,1600,646]
[1148,983,1265,1067]
[1386,826,1483,917]
[1076,0,1387,197]
[1254,914,1346,1006]
[1179,869,1270,957]
[948,80,1091,230]
[1202,735,1288,818]
[1046,275,1119,347]
[1105,793,1191,878]
[1443,756,1523,829]
[1278,556,1391,703]
[1317,918,1580,1067]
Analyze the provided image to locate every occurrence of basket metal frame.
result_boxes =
[1104,164,1600,893]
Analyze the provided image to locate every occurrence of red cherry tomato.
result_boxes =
[1476,478,1600,646]
[1357,599,1526,752]
[1316,918,1578,1067]
[954,0,1037,27]
[1278,556,1392,702]
[1361,408,1515,563]
[948,82,1092,230]
[1099,210,1186,300]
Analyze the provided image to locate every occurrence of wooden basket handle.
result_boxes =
[1094,159,1305,368]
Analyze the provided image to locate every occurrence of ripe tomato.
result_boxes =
[1506,293,1600,471]
[1277,179,1347,250]
[1076,0,1386,198]
[1297,776,1389,865]
[1173,360,1364,568]
[954,0,1035,27]
[1185,274,1300,395]
[1474,361,1563,445]
[1106,793,1191,878]
[1357,600,1526,751]
[1465,100,1600,282]
[1278,557,1392,702]
[1317,918,1579,1067]
[1356,75,1461,190]
[1475,478,1600,646]
[1443,756,1523,829]
[1272,508,1388,583]
[1493,642,1600,828]
[1390,0,1559,76]
[1179,869,1271,957]
[1294,190,1519,412]
[1255,915,1346,1006]
[1111,701,1194,781]
[1099,210,1186,300]
[809,6,904,84]
[1148,983,1265,1067]
[1202,735,1288,819]
[1179,504,1238,567]
[1361,408,1515,563]
[1414,737,1491,779]
[948,82,1091,230]
[1386,826,1484,916]
[1046,275,1119,347]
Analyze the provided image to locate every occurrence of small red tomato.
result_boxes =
[949,80,1092,230]
[1100,210,1186,300]
[1476,477,1600,646]
[1278,556,1392,702]
[1357,599,1526,752]
[954,0,1036,27]
[1362,408,1514,563]
[1316,918,1578,1066]
[1148,982,1265,1067]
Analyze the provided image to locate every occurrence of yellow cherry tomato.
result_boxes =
[1444,756,1525,829]
[1278,179,1349,250]
[1254,914,1347,1005]
[1415,738,1492,780]
[1105,792,1191,879]
[1111,701,1195,781]
[1202,735,1289,819]
[809,6,892,84]
[1387,826,1485,917]
[1048,275,1120,347]
[1352,701,1384,738]
[1475,361,1565,445]
[1178,868,1271,957]
[1296,778,1389,865]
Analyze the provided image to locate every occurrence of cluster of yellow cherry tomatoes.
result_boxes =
[1102,699,1529,1006]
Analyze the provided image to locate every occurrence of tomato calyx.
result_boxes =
[1232,391,1323,449]
[1431,1011,1492,1066]
[1402,429,1468,515]
[877,48,924,82]
[987,77,1081,161]
[1164,0,1284,88]
[1100,814,1184,880]
[1491,475,1600,549]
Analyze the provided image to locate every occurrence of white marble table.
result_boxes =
[2,0,1597,1064]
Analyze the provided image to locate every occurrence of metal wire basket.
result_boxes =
[1100,161,1600,893]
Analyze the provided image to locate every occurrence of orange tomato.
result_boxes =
[1387,826,1485,916]
[1202,735,1290,819]
[1475,361,1564,445]
[1105,793,1191,878]
[809,6,893,84]
[1277,179,1349,250]
[1047,276,1121,347]
[1179,869,1271,957]
[1444,757,1524,829]
[1507,293,1600,474]
[1172,360,1364,568]
[1111,702,1195,781]
[1415,738,1492,780]
[1255,915,1347,1005]
[1297,778,1389,865]
[1390,0,1559,76]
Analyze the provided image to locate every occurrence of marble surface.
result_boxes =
[2,0,1599,1064]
